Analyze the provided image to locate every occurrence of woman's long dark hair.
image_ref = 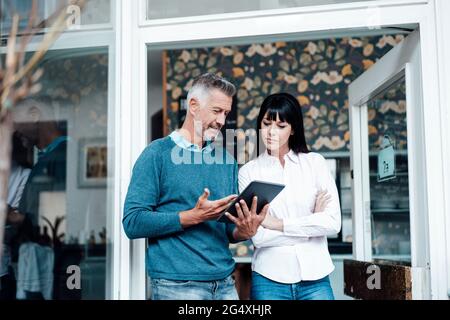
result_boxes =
[257,92,310,154]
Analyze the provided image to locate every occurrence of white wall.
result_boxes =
[66,90,108,244]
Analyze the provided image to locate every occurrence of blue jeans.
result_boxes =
[150,275,239,300]
[251,272,335,300]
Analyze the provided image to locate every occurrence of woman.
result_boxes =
[239,93,341,300]
[1,132,32,300]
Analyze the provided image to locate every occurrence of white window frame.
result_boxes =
[1,0,119,300]
[117,0,449,300]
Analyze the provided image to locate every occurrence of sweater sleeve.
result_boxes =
[122,146,183,240]
[226,161,239,243]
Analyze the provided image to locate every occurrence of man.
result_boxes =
[12,96,67,230]
[123,73,268,300]
[10,96,68,300]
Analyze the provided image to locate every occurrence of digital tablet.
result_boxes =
[217,180,285,224]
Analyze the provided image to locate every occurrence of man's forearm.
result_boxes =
[179,209,202,228]
[122,209,183,239]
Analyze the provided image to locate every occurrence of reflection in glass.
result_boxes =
[0,0,111,36]
[146,0,375,20]
[366,77,410,262]
[1,48,110,300]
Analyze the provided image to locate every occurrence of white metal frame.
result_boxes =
[118,0,449,300]
[139,0,421,27]
[434,0,450,298]
[349,30,430,299]
[1,0,120,300]
[114,0,148,300]
[6,0,448,300]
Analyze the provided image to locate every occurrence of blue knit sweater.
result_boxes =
[123,135,238,281]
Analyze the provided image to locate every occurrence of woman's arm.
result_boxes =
[282,154,341,238]
[239,167,309,248]
[252,226,308,248]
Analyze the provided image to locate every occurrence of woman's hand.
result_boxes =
[314,189,332,213]
[261,214,283,231]
[227,196,269,241]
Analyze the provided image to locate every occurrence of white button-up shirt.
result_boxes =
[238,150,341,283]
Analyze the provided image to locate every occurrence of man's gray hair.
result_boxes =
[15,95,62,123]
[186,73,236,105]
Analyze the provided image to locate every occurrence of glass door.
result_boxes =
[366,76,410,261]
[349,30,430,299]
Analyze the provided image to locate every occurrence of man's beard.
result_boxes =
[204,126,221,141]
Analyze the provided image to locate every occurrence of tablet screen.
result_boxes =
[217,180,285,224]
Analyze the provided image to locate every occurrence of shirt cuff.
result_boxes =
[282,217,306,237]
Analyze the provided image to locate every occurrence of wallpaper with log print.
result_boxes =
[165,34,407,153]
[39,53,109,134]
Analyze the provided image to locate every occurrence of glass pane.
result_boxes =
[0,0,111,36]
[366,77,410,263]
[338,157,353,243]
[146,0,376,20]
[2,47,112,300]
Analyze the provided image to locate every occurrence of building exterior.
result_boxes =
[1,0,449,300]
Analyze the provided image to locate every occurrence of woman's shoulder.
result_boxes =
[239,157,258,175]
[238,153,267,177]
[298,151,325,160]
[299,151,327,166]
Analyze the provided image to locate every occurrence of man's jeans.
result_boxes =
[251,271,335,300]
[150,275,239,300]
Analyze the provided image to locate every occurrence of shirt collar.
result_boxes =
[285,149,300,163]
[169,131,214,153]
[262,149,299,164]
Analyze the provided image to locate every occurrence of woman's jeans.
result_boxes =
[151,275,239,300]
[251,271,335,300]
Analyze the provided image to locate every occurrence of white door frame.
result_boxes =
[349,30,430,299]
[119,0,449,299]
[434,0,450,299]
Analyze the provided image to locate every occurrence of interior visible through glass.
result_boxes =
[146,0,376,20]
[0,0,111,36]
[366,77,410,263]
[2,48,110,300]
